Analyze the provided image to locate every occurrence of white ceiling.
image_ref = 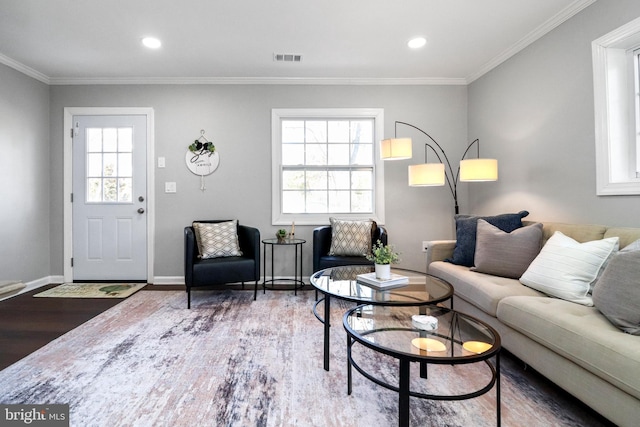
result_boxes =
[0,0,596,85]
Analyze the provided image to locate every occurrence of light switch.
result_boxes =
[165,182,177,193]
[157,157,166,168]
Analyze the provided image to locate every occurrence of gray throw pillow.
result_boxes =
[472,220,543,279]
[446,210,529,267]
[592,249,640,335]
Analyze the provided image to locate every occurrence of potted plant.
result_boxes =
[366,240,400,280]
[276,228,287,243]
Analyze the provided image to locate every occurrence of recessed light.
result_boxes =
[408,37,427,49]
[142,37,162,49]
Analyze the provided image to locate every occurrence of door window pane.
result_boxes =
[85,126,134,203]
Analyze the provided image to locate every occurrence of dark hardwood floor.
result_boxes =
[0,284,181,370]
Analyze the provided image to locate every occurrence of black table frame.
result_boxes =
[344,305,501,427]
[310,266,454,371]
[262,238,306,295]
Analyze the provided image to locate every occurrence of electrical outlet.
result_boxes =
[422,241,429,252]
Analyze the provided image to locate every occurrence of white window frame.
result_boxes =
[592,17,640,195]
[271,108,385,226]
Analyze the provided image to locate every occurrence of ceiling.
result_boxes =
[0,0,596,85]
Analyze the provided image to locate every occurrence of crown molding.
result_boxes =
[466,0,598,83]
[2,0,598,87]
[0,52,49,84]
[47,76,467,86]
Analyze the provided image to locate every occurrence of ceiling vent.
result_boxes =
[274,53,302,62]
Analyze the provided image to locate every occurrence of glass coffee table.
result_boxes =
[344,304,501,427]
[310,265,453,371]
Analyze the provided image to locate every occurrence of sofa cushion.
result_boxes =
[604,228,640,249]
[519,231,618,306]
[193,220,243,259]
[497,296,640,400]
[592,249,640,335]
[429,261,544,317]
[328,218,373,256]
[446,211,529,267]
[472,220,543,279]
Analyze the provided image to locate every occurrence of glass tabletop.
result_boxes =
[344,304,501,362]
[262,238,306,245]
[310,265,453,306]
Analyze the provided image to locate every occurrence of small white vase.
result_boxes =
[375,263,391,280]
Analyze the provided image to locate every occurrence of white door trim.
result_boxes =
[63,107,155,283]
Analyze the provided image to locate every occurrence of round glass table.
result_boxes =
[310,265,453,371]
[344,304,502,427]
[262,238,306,295]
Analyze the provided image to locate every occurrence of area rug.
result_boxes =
[33,282,146,298]
[0,290,611,426]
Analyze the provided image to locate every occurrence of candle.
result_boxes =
[291,221,295,236]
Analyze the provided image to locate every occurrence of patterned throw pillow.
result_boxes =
[328,218,373,256]
[193,220,243,259]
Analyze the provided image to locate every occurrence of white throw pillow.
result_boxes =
[519,231,619,306]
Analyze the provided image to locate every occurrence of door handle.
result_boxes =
[137,208,145,214]
[138,196,145,202]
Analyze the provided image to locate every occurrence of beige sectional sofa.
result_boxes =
[426,221,640,427]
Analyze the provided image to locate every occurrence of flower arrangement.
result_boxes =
[367,240,400,265]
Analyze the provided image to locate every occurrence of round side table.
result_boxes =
[262,238,306,295]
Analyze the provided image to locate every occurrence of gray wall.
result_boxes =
[0,63,50,282]
[12,0,639,285]
[468,0,640,226]
[49,84,468,280]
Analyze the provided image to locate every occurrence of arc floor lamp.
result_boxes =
[381,121,498,214]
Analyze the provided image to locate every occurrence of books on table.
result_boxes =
[356,272,409,290]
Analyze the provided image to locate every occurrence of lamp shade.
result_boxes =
[408,163,445,186]
[381,138,412,160]
[459,158,498,182]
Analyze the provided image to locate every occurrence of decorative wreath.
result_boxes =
[188,140,215,155]
[188,130,216,163]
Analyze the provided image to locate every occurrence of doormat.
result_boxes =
[34,283,146,298]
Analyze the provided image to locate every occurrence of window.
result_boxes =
[272,109,385,225]
[592,17,640,195]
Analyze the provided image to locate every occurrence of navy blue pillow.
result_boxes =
[445,211,529,267]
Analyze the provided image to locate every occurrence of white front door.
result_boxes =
[72,115,147,280]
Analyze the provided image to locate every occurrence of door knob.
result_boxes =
[138,196,145,202]
[137,208,145,214]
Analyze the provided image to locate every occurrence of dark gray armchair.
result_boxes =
[312,224,387,272]
[184,220,260,308]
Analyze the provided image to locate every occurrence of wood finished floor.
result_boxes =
[0,284,615,426]
[0,284,182,370]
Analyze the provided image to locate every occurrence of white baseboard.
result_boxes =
[152,276,308,285]
[152,276,185,285]
[0,275,63,302]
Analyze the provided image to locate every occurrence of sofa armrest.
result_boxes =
[425,240,456,272]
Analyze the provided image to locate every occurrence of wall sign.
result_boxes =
[186,130,219,190]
